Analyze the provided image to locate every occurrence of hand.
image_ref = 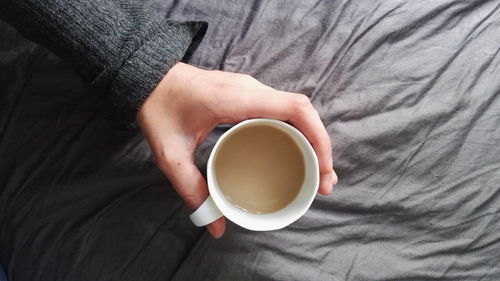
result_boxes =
[137,62,338,238]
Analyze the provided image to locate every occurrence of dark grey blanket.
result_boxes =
[1,1,500,280]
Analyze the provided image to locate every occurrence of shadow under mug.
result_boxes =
[190,118,319,231]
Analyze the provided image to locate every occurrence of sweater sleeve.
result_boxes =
[0,0,207,123]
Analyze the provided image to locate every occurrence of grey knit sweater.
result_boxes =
[0,0,207,123]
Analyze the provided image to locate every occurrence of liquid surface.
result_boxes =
[215,124,305,214]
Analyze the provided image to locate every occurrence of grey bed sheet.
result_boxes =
[1,0,500,280]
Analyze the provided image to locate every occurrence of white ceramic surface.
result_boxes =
[189,118,319,231]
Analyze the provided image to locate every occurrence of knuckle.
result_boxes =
[238,73,252,80]
[313,108,321,117]
[291,94,312,112]
[320,160,333,173]
[235,73,258,86]
[155,150,182,174]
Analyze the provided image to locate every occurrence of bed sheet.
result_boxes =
[1,0,500,280]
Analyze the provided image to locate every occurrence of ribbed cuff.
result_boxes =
[106,20,208,125]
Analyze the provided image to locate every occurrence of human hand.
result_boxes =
[137,62,338,238]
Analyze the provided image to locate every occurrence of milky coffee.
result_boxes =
[214,124,305,214]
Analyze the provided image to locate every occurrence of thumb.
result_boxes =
[158,148,226,239]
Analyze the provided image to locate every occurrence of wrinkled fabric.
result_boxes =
[1,0,500,280]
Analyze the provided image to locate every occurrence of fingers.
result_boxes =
[319,169,337,195]
[207,217,226,239]
[283,95,338,194]
[236,89,338,194]
[157,143,226,239]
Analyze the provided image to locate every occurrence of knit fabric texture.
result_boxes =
[0,0,207,123]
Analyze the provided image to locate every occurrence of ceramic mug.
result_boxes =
[189,118,319,231]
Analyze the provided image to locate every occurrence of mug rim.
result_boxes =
[206,118,319,231]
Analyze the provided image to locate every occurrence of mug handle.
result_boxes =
[189,196,224,227]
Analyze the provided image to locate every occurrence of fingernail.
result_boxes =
[324,171,334,194]
[207,225,222,239]
[331,170,338,186]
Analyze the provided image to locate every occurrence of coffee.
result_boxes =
[214,124,305,214]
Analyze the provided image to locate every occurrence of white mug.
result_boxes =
[189,118,319,231]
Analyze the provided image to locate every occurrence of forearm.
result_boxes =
[0,0,206,121]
